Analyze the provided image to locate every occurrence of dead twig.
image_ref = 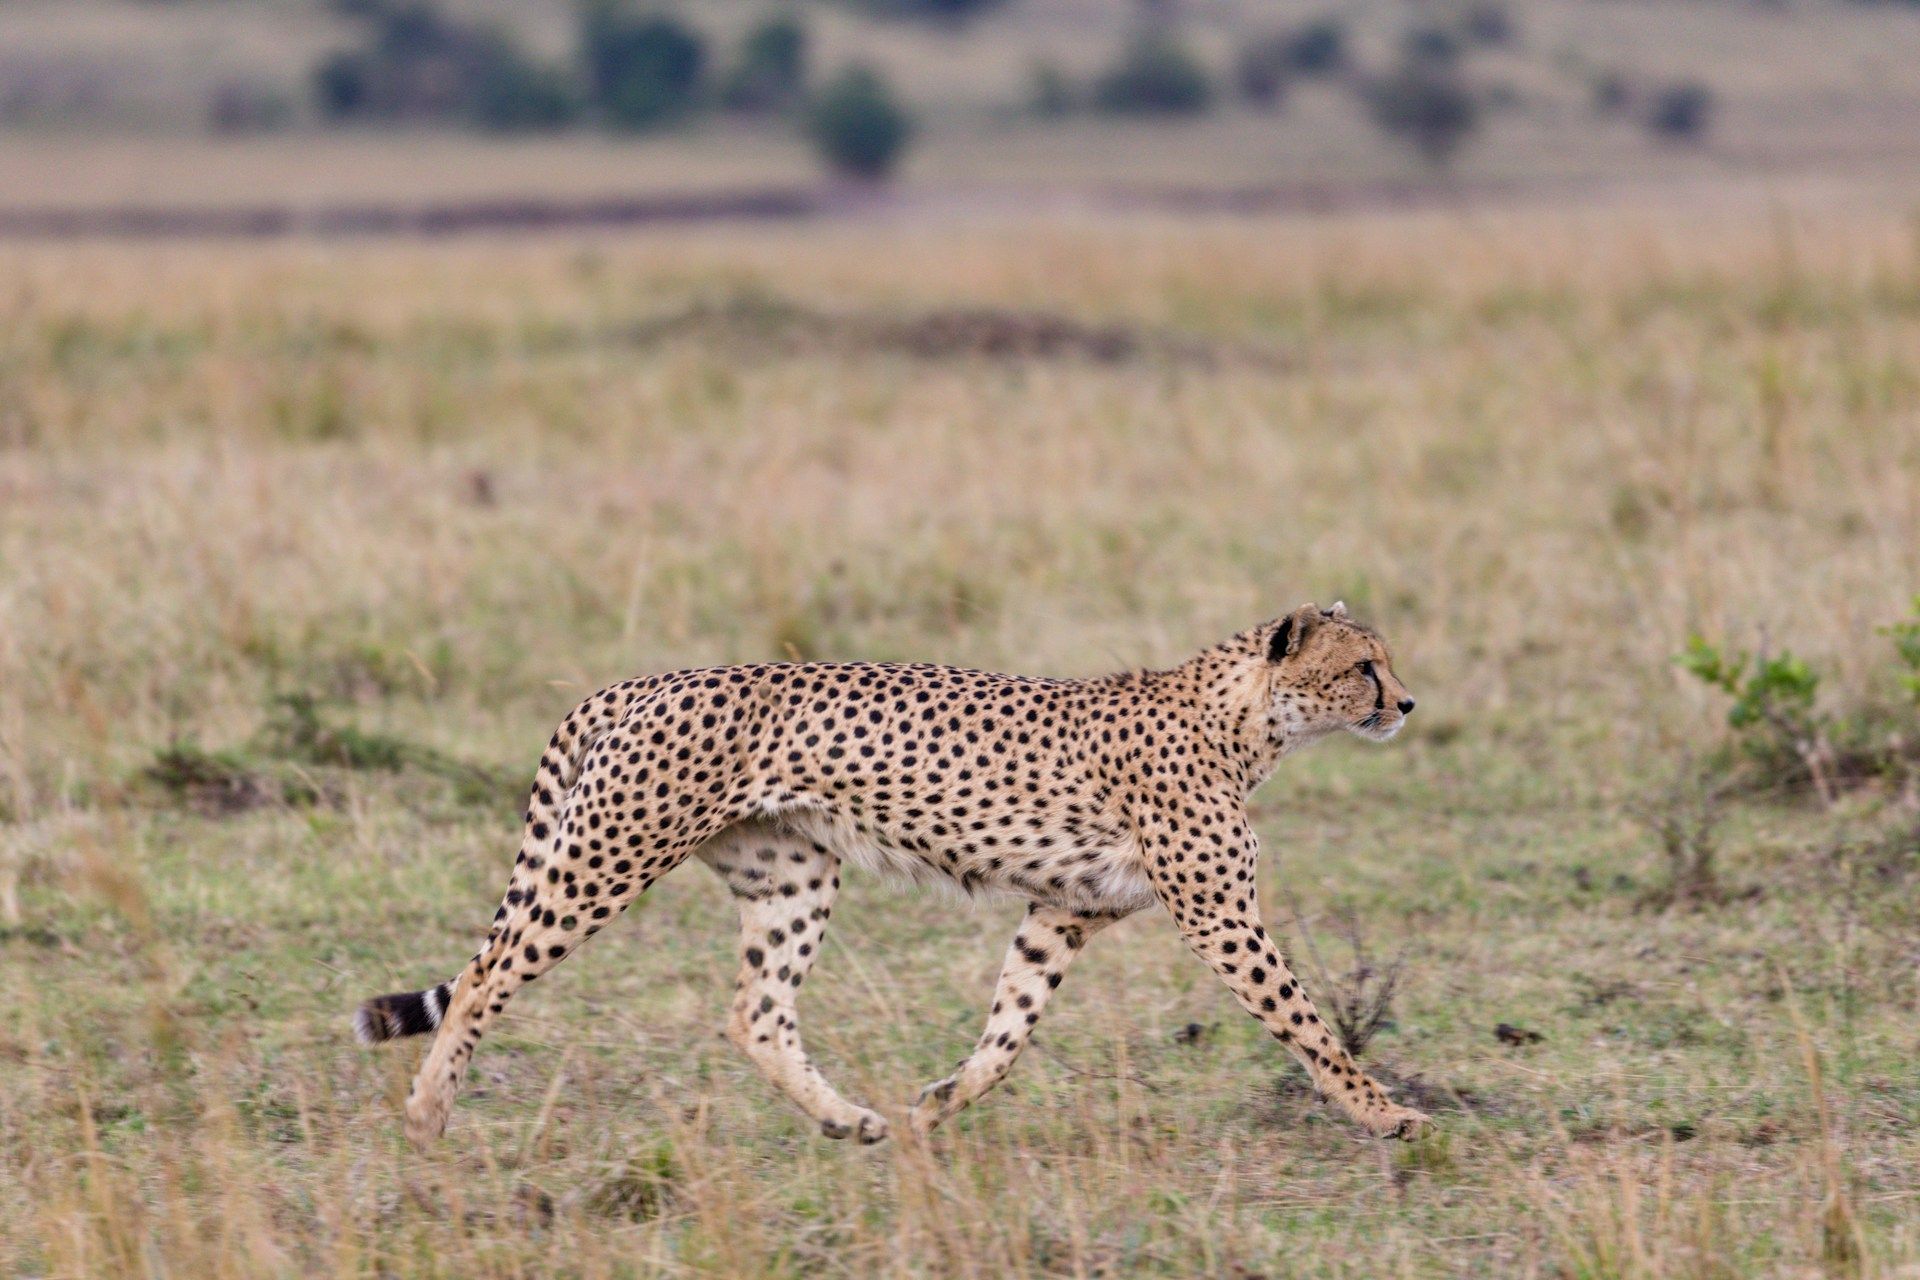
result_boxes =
[1280,892,1408,1060]
[1029,1039,1161,1094]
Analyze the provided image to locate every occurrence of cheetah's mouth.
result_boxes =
[1352,710,1404,742]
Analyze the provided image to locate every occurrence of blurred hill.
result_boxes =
[3,0,1920,215]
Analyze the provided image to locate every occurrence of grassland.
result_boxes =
[2,199,1919,1277]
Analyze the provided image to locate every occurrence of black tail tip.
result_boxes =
[352,997,400,1045]
[353,983,449,1045]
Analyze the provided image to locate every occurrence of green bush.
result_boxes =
[853,0,1005,25]
[1677,605,1920,803]
[1679,636,1820,743]
[311,2,575,130]
[1881,596,1920,705]
[373,2,458,64]
[314,51,375,120]
[1234,36,1293,110]
[1679,634,1837,801]
[313,3,483,122]
[1462,3,1515,46]
[1647,80,1712,142]
[806,64,913,179]
[1279,17,1346,75]
[1592,70,1630,116]
[719,15,808,115]
[207,79,294,134]
[1402,23,1464,65]
[582,4,708,130]
[1092,31,1213,116]
[1027,59,1077,118]
[1366,61,1480,164]
[471,35,581,130]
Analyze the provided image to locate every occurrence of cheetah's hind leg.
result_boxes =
[397,734,730,1147]
[702,821,886,1143]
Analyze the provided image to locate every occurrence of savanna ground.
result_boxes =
[2,197,1919,1277]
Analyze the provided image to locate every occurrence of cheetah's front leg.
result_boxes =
[1142,806,1432,1141]
[908,904,1115,1136]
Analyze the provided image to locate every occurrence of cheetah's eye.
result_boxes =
[1356,661,1375,678]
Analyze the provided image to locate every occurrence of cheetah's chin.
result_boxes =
[1352,715,1404,742]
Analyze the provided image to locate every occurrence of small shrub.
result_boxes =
[470,36,581,131]
[1462,3,1515,46]
[1394,1126,1456,1175]
[1647,80,1712,142]
[718,15,808,115]
[1878,595,1920,706]
[262,692,408,772]
[586,1143,679,1221]
[313,50,376,120]
[1092,30,1214,117]
[311,3,576,130]
[1484,80,1522,112]
[1678,635,1835,802]
[342,2,483,120]
[206,80,293,134]
[1027,59,1076,118]
[142,742,309,816]
[1235,36,1293,110]
[582,5,708,131]
[1678,609,1920,805]
[1279,17,1346,76]
[1402,23,1464,65]
[1282,895,1407,1060]
[375,2,459,64]
[253,692,512,807]
[806,64,913,180]
[1632,773,1729,908]
[1591,69,1630,116]
[854,0,1005,24]
[1366,60,1480,164]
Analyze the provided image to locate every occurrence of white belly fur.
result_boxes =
[757,797,1156,917]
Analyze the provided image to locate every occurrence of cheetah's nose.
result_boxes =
[1397,698,1416,715]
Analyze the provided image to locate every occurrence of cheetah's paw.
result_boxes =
[1372,1105,1435,1141]
[820,1107,889,1144]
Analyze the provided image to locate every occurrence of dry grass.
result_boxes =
[2,195,1919,1276]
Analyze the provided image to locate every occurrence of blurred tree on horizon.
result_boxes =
[313,1,578,131]
[581,4,708,131]
[1365,58,1481,165]
[1092,29,1214,116]
[719,15,809,116]
[807,63,913,179]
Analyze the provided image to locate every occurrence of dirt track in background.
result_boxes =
[0,175,1569,239]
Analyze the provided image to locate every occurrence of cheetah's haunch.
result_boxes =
[355,602,1433,1145]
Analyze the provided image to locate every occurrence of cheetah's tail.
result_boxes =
[353,979,456,1045]
[351,682,640,1051]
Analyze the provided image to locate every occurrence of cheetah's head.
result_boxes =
[1265,602,1415,745]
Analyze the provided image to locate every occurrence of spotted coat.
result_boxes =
[356,602,1433,1145]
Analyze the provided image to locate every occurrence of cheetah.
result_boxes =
[355,602,1434,1146]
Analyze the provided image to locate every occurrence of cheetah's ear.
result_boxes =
[1268,604,1320,661]
[1326,600,1349,619]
